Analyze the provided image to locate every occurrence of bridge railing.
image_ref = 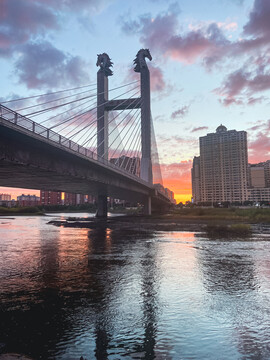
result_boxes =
[0,104,155,187]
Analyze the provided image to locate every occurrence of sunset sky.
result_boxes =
[1,0,270,203]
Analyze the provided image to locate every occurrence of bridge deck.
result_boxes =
[0,105,171,205]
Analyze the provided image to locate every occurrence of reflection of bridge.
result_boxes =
[0,50,173,216]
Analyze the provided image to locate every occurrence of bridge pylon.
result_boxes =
[96,50,153,217]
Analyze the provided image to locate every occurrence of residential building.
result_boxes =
[248,165,265,188]
[248,188,270,203]
[40,190,62,205]
[196,125,248,204]
[64,192,77,205]
[17,194,40,206]
[247,161,270,203]
[0,193,15,207]
[191,156,200,203]
[0,193,11,201]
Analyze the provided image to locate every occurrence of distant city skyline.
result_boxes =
[1,0,270,202]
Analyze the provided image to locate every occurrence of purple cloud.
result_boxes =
[15,42,90,89]
[215,66,270,105]
[244,0,270,37]
[171,105,189,119]
[0,0,58,56]
[126,63,166,93]
[191,126,208,133]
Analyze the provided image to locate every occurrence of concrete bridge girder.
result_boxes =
[0,121,151,203]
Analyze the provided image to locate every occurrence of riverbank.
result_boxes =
[0,207,43,216]
[47,213,270,236]
[171,207,270,223]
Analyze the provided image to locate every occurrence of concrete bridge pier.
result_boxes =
[143,195,152,216]
[96,194,108,218]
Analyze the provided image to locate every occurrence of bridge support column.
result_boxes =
[143,195,152,215]
[97,69,108,160]
[96,194,108,218]
[96,64,109,218]
[140,66,153,185]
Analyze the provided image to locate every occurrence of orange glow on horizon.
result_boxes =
[174,193,192,204]
[1,175,193,205]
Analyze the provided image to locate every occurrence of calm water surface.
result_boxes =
[0,214,270,359]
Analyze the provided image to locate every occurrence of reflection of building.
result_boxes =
[110,156,141,177]
[192,125,248,204]
[17,194,40,206]
[40,191,62,205]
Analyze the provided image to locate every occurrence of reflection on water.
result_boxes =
[0,215,270,359]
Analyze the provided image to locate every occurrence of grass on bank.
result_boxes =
[171,207,270,223]
[0,206,43,215]
[205,223,252,236]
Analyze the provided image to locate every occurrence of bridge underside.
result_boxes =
[0,122,169,209]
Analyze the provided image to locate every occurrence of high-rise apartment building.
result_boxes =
[0,193,11,201]
[248,160,270,188]
[248,165,265,188]
[193,125,248,204]
[247,161,270,203]
[191,156,200,203]
[40,191,62,205]
[64,192,77,205]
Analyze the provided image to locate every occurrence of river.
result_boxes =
[0,214,270,359]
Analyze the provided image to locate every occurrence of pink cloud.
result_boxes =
[126,63,166,93]
[120,1,270,105]
[249,132,270,163]
[148,64,166,92]
[247,119,270,162]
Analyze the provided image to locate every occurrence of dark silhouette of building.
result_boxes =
[17,194,40,206]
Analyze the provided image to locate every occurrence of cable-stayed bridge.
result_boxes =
[0,50,173,216]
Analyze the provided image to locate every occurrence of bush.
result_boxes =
[0,206,41,214]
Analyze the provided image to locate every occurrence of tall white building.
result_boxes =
[197,125,248,204]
